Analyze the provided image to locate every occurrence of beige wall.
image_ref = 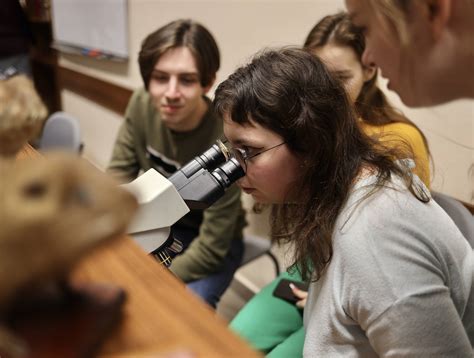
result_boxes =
[56,0,474,222]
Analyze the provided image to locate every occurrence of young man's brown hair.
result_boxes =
[139,19,220,89]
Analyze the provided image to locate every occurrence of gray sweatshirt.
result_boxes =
[304,175,473,357]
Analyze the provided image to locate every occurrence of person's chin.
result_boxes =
[250,192,274,204]
[160,109,183,122]
[243,189,262,201]
[397,89,428,108]
[386,81,421,107]
[252,197,268,204]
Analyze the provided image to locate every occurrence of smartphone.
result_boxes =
[272,278,309,304]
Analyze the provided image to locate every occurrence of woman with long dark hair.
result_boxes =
[230,13,432,357]
[218,48,472,356]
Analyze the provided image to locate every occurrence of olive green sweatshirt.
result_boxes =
[108,88,246,282]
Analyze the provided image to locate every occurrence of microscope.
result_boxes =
[122,140,244,265]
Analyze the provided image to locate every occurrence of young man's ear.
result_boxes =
[202,76,216,94]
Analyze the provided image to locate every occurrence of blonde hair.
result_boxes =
[0,75,48,156]
[367,0,411,44]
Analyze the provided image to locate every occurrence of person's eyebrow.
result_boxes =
[230,138,247,146]
[228,137,260,147]
[333,69,352,75]
[178,72,199,77]
[151,69,199,76]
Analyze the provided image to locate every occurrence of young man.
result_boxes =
[108,19,246,308]
[345,0,474,107]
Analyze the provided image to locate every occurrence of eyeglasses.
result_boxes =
[228,141,286,172]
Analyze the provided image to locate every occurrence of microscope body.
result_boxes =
[122,168,189,253]
[122,141,244,262]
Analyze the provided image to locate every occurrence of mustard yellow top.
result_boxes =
[360,122,431,188]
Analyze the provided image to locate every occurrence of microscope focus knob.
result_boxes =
[151,237,184,267]
[167,238,183,254]
[153,250,172,267]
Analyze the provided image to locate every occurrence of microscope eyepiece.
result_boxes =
[179,140,230,178]
[168,141,244,210]
[211,157,245,189]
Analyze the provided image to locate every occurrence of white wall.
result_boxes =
[56,0,474,214]
[60,89,122,169]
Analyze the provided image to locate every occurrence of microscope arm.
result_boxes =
[121,169,189,253]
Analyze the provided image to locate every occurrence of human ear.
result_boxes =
[202,75,216,94]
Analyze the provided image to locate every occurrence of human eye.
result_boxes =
[228,147,246,168]
[354,24,369,38]
[231,146,246,159]
[356,25,367,35]
[179,75,199,86]
[336,73,352,82]
[332,71,352,83]
[151,72,168,83]
[230,145,252,160]
[242,145,264,159]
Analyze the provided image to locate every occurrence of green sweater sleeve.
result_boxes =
[107,90,144,182]
[170,184,245,282]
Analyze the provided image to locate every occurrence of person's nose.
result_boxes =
[165,77,181,100]
[236,175,247,187]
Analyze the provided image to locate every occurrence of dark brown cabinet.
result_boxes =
[26,0,61,114]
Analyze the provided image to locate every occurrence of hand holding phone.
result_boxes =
[272,278,309,305]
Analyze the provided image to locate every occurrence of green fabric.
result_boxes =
[268,327,305,358]
[230,270,305,357]
[108,88,246,282]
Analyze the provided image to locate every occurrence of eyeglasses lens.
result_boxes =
[231,148,247,172]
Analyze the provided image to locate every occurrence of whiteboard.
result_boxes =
[51,0,128,59]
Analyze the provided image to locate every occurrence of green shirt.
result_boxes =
[108,88,246,281]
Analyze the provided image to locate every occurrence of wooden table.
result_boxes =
[17,145,260,357]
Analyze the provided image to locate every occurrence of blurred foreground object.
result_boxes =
[0,75,47,157]
[0,74,138,357]
[0,153,138,356]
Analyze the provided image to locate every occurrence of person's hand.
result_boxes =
[289,283,308,308]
